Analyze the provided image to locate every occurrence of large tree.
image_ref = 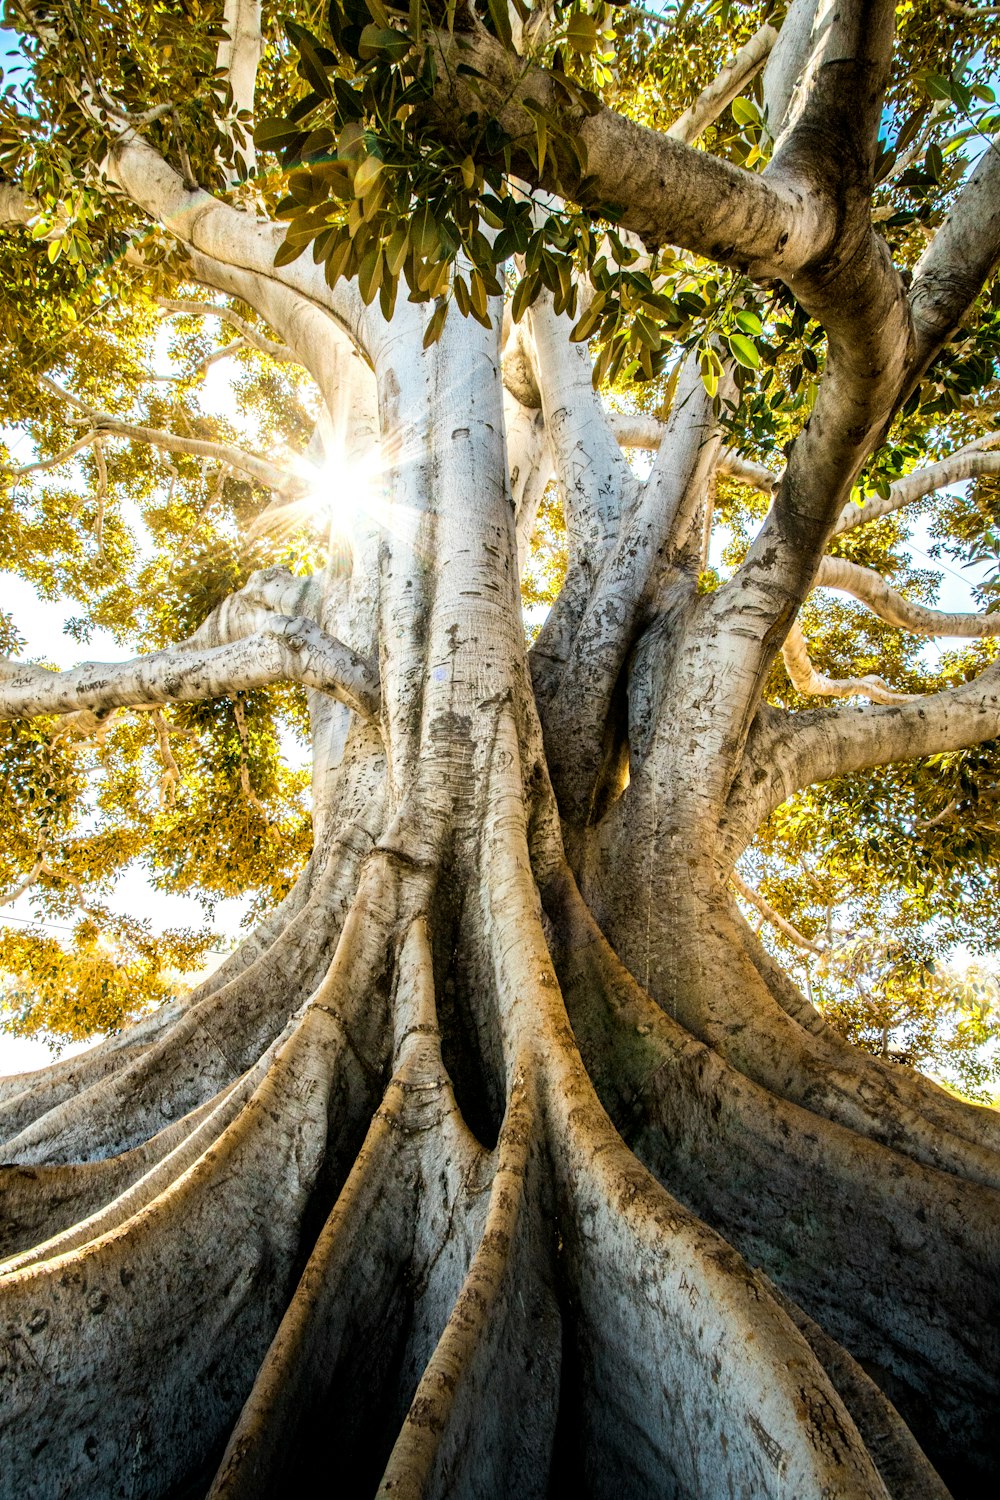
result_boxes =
[2,0,1000,1494]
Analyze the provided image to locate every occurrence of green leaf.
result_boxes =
[727,332,759,369]
[487,0,513,49]
[734,309,763,337]
[566,13,599,54]
[423,299,449,349]
[731,96,760,127]
[511,272,540,324]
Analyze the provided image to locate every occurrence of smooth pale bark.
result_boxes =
[6,12,1000,1498]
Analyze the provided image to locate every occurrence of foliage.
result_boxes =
[1,0,999,1091]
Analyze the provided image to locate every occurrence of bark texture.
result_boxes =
[3,4,1000,1497]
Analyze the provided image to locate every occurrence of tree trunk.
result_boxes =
[3,280,998,1500]
[4,8,1000,1480]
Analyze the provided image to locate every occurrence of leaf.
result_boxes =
[468,268,488,320]
[358,245,384,305]
[487,0,513,49]
[423,298,449,349]
[566,14,599,54]
[699,345,721,397]
[511,271,539,324]
[379,273,398,321]
[727,332,759,369]
[285,21,334,99]
[274,235,309,267]
[731,96,760,128]
[354,154,384,197]
[385,226,409,277]
[734,309,763,337]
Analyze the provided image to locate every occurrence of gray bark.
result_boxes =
[4,8,1000,1498]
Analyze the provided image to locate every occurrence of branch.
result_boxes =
[733,657,1000,841]
[216,0,262,184]
[184,566,325,650]
[426,26,833,279]
[38,376,305,496]
[7,432,100,477]
[0,183,36,227]
[816,554,1000,638]
[0,616,381,724]
[782,618,914,704]
[606,415,780,496]
[106,135,367,351]
[0,859,45,909]
[730,870,825,956]
[943,1,1000,17]
[156,298,298,364]
[717,448,780,493]
[667,23,779,146]
[528,291,635,558]
[834,437,1000,535]
[909,133,1000,370]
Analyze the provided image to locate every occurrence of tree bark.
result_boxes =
[4,9,1000,1498]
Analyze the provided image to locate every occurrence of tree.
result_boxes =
[2,0,1000,1494]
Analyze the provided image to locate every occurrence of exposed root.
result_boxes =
[0,860,352,1162]
[0,1080,240,1261]
[600,869,1000,1191]
[208,918,499,1498]
[479,713,897,1498]
[0,882,397,1500]
[544,867,1000,1490]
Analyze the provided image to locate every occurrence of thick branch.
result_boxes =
[0,183,35,226]
[733,658,1000,840]
[909,134,1000,370]
[781,618,913,705]
[106,135,367,352]
[816,554,1000,638]
[217,0,262,183]
[427,26,832,278]
[0,616,380,724]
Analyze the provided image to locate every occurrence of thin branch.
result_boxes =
[912,798,960,832]
[835,437,1000,535]
[8,432,100,477]
[151,709,181,806]
[943,1,1000,17]
[667,23,778,146]
[781,618,914,705]
[0,858,45,909]
[37,376,306,496]
[156,298,297,364]
[730,870,826,956]
[93,438,107,555]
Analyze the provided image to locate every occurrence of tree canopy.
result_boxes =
[3,0,1000,1092]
